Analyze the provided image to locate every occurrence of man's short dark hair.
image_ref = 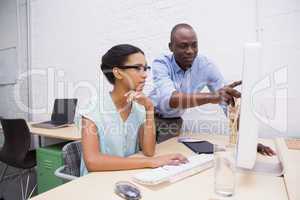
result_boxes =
[100,44,144,84]
[170,23,194,43]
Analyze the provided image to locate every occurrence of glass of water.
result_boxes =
[214,144,236,197]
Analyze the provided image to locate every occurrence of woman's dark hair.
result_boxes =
[100,44,144,84]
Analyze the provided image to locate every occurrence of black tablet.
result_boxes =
[182,140,214,154]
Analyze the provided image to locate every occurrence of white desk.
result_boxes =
[275,138,300,200]
[30,135,296,200]
[28,123,81,141]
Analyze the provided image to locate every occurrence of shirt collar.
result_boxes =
[171,55,185,74]
[171,54,193,74]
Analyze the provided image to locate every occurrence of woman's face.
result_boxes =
[117,52,148,92]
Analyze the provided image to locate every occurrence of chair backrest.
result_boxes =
[0,118,31,164]
[62,141,82,177]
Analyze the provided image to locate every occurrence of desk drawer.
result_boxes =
[36,143,66,194]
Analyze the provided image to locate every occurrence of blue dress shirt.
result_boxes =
[149,54,225,118]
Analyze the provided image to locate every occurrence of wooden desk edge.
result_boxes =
[28,123,81,140]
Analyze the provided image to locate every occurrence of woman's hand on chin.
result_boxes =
[124,91,154,111]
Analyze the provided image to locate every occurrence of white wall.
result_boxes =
[256,0,300,137]
[0,0,29,119]
[29,0,256,130]
[28,0,299,137]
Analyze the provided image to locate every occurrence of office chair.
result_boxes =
[0,118,37,200]
[55,140,82,182]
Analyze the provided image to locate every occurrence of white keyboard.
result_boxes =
[133,154,214,185]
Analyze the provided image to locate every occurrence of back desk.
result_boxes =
[29,123,81,141]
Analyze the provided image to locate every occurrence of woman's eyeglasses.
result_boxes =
[117,65,151,72]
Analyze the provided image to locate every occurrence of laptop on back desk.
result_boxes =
[32,98,77,129]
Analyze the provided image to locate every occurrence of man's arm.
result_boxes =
[169,81,241,109]
[169,91,219,109]
[152,56,240,111]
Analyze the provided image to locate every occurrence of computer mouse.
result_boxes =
[114,181,141,200]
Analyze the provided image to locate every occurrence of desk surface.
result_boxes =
[284,150,300,200]
[275,138,300,200]
[31,134,292,200]
[29,123,81,140]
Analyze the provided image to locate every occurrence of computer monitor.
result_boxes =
[236,43,285,176]
[236,42,262,169]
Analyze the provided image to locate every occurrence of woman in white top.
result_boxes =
[81,44,187,175]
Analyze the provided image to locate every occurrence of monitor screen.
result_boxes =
[51,98,78,124]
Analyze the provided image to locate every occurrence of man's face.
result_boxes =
[169,28,198,70]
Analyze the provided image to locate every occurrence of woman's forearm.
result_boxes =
[85,154,152,172]
[141,107,156,156]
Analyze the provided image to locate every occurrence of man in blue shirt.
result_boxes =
[150,23,241,141]
[150,23,275,156]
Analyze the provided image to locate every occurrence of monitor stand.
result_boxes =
[238,159,283,177]
[237,138,285,177]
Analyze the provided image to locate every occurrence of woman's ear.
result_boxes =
[112,67,123,80]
